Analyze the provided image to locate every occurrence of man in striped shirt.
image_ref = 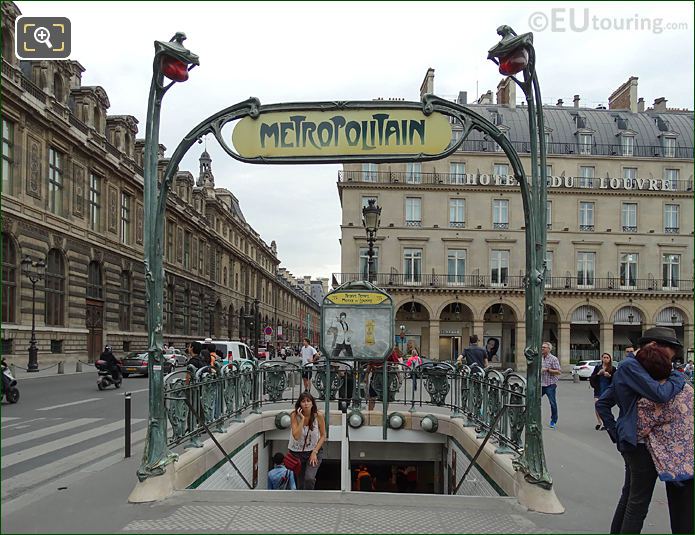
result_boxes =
[541,342,562,429]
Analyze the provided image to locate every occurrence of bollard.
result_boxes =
[573,372,579,383]
[58,361,64,374]
[124,392,132,458]
[76,360,82,373]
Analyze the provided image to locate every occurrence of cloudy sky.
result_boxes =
[16,1,694,281]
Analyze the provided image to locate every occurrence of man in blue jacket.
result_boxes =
[595,327,685,533]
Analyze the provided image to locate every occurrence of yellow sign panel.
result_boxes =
[326,292,388,305]
[232,109,452,158]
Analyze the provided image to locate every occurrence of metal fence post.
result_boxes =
[125,392,132,458]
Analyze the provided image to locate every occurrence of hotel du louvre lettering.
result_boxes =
[232,109,453,159]
[455,173,682,192]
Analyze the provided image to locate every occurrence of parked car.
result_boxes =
[120,352,174,377]
[571,360,601,380]
[164,348,187,367]
[195,339,257,365]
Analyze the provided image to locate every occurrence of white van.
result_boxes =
[196,339,256,365]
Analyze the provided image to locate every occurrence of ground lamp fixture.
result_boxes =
[21,255,46,372]
[361,198,381,283]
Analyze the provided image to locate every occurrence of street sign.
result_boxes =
[264,326,273,336]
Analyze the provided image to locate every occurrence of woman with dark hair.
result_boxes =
[485,337,500,362]
[288,392,326,489]
[590,353,616,430]
[634,346,693,534]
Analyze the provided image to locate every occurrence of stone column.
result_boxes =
[558,322,571,369]
[684,323,694,352]
[428,320,440,360]
[600,323,614,359]
[472,320,484,340]
[515,321,526,372]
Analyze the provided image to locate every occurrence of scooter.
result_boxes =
[1,359,20,403]
[95,360,122,390]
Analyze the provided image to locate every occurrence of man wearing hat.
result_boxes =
[595,327,686,533]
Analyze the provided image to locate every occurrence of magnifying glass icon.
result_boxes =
[33,27,53,49]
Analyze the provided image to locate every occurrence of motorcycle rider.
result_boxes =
[1,358,11,393]
[99,345,121,383]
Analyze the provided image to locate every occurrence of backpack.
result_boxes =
[278,469,292,490]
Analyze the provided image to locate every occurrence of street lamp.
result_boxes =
[488,26,552,489]
[362,198,381,283]
[243,299,260,355]
[21,255,46,372]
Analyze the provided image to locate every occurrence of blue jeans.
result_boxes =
[541,384,558,424]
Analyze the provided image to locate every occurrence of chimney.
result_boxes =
[419,68,435,99]
[573,94,580,108]
[637,97,645,112]
[456,91,468,105]
[496,77,516,109]
[477,90,493,105]
[608,76,639,112]
[556,99,563,106]
[653,97,667,111]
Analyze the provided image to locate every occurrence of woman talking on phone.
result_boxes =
[288,392,326,489]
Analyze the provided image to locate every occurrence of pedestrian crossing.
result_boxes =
[1,415,147,504]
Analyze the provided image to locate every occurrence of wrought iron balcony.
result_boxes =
[405,220,422,227]
[333,273,693,293]
[493,222,509,230]
[665,227,680,234]
[579,225,595,232]
[449,221,466,228]
[622,226,637,233]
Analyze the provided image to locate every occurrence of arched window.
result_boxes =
[87,260,103,299]
[45,249,65,326]
[53,73,64,102]
[93,106,101,133]
[1,233,17,323]
[118,271,131,331]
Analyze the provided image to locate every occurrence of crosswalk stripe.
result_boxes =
[0,418,145,469]
[1,427,148,505]
[36,398,102,411]
[0,417,46,430]
[1,418,102,448]
[0,417,20,423]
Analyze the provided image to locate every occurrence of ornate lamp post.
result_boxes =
[488,26,552,489]
[138,33,199,482]
[20,255,46,372]
[243,299,260,355]
[361,199,381,283]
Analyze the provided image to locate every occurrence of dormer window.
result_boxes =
[578,133,592,155]
[662,136,676,158]
[621,135,634,157]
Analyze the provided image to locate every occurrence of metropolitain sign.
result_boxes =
[232,108,452,160]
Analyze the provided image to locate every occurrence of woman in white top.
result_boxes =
[288,392,326,489]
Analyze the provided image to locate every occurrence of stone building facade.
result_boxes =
[337,70,693,369]
[1,2,319,364]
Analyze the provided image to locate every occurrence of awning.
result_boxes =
[570,330,594,345]
[612,332,638,346]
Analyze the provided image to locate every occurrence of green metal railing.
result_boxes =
[163,359,527,455]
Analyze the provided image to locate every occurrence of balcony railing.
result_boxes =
[622,226,637,233]
[579,225,595,232]
[665,227,680,234]
[493,222,509,230]
[338,170,694,192]
[333,273,693,293]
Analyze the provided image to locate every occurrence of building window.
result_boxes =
[662,136,676,158]
[406,163,421,184]
[546,164,552,177]
[623,167,637,182]
[621,135,634,157]
[1,233,17,323]
[87,260,103,299]
[576,252,595,288]
[664,204,679,233]
[662,254,680,288]
[88,173,101,231]
[493,163,509,176]
[663,168,679,190]
[492,199,509,229]
[198,240,205,273]
[362,163,377,182]
[578,166,594,188]
[183,231,191,269]
[546,201,552,229]
[405,197,421,226]
[449,162,465,184]
[544,251,553,287]
[48,148,64,215]
[361,196,377,209]
[183,289,191,335]
[450,129,462,148]
[45,249,65,326]
[447,249,466,284]
[167,220,174,262]
[621,203,637,232]
[165,284,175,332]
[579,201,594,231]
[620,253,638,288]
[490,249,509,285]
[118,270,131,331]
[359,247,379,279]
[578,133,592,155]
[120,192,131,244]
[2,119,13,195]
[403,248,422,283]
[198,294,205,336]
[449,199,465,227]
